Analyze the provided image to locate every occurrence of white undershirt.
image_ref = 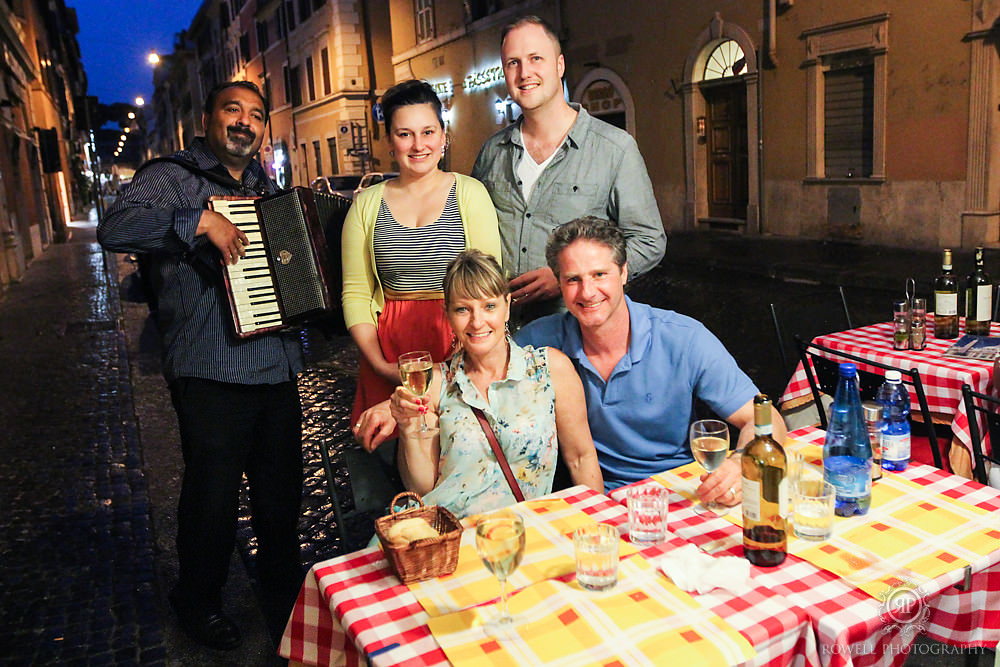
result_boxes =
[517,147,558,204]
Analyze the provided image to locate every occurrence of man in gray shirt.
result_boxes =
[472,15,666,323]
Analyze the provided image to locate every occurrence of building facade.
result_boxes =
[0,0,87,294]
[386,0,1000,250]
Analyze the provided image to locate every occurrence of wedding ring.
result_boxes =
[727,486,737,499]
[354,422,361,430]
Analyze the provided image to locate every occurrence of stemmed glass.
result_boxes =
[475,510,526,639]
[690,419,731,515]
[398,350,437,436]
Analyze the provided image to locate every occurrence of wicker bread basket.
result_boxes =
[375,492,462,584]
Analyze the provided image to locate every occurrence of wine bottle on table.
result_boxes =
[965,246,992,336]
[741,394,788,567]
[932,248,958,339]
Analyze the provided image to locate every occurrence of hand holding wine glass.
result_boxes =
[475,510,526,639]
[397,350,438,437]
[690,419,731,514]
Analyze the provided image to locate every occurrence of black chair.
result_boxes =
[960,383,1000,486]
[318,440,404,551]
[769,286,853,383]
[796,337,944,470]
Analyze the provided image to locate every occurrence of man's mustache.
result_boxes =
[227,126,255,141]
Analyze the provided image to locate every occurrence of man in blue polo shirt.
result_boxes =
[514,217,786,500]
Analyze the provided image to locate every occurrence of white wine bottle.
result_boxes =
[932,248,959,339]
[741,394,788,567]
[965,246,992,336]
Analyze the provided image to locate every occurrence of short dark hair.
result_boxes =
[203,80,269,123]
[380,79,444,134]
[545,217,627,277]
[500,15,561,54]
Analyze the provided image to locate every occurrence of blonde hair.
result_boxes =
[443,250,508,307]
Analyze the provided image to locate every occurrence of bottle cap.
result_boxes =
[885,370,902,382]
[862,401,880,421]
[838,362,857,377]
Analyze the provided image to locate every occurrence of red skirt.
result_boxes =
[350,298,453,426]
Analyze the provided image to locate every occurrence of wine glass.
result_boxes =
[475,510,526,638]
[690,419,731,515]
[398,350,438,436]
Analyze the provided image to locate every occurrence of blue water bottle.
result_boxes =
[823,363,873,516]
[877,370,911,471]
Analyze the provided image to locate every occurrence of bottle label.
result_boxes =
[741,477,761,521]
[934,292,957,316]
[777,476,789,519]
[754,423,773,437]
[976,285,993,320]
[881,432,910,461]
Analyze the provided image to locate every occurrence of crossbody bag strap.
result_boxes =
[471,407,525,502]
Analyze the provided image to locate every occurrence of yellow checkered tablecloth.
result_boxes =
[652,439,1000,599]
[426,555,756,667]
[407,497,637,618]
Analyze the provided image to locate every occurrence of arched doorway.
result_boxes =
[682,14,760,232]
[572,68,636,135]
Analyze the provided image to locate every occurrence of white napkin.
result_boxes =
[658,543,752,596]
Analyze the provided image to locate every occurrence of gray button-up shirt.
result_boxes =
[472,105,666,280]
[98,139,304,385]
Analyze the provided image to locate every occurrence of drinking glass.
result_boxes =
[792,479,836,541]
[398,350,437,436]
[475,510,526,638]
[689,419,731,515]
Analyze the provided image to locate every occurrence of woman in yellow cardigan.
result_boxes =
[341,79,501,428]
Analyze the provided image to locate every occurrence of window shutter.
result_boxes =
[824,63,873,178]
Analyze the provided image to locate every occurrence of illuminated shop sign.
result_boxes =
[430,80,453,96]
[463,64,504,90]
[581,81,624,115]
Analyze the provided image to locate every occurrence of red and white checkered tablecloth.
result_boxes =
[278,485,821,667]
[610,426,1000,667]
[779,319,997,461]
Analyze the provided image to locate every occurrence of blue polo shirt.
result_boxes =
[515,297,758,491]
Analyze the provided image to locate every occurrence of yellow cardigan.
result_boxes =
[340,173,502,329]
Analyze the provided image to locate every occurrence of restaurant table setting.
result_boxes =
[780,317,1000,478]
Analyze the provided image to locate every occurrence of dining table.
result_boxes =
[780,317,1000,479]
[279,427,1000,667]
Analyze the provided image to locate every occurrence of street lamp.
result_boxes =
[147,51,160,66]
[134,97,145,107]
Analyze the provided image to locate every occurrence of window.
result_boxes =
[239,33,250,64]
[312,0,324,9]
[802,15,887,180]
[703,40,746,81]
[824,56,874,178]
[298,0,312,22]
[321,48,331,96]
[313,140,322,175]
[289,65,302,106]
[257,20,269,52]
[301,142,308,181]
[327,137,339,174]
[285,0,296,31]
[220,2,230,29]
[415,0,435,43]
[306,56,315,101]
[466,0,498,22]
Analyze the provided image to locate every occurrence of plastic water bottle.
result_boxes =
[823,363,873,516]
[877,370,911,471]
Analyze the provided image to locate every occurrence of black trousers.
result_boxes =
[169,377,303,633]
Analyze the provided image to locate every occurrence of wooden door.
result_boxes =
[704,83,748,220]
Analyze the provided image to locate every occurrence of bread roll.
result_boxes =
[385,517,438,547]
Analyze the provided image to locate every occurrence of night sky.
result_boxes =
[72,0,204,105]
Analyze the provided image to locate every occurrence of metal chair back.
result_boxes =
[769,285,853,381]
[960,383,1000,486]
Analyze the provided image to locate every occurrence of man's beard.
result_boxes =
[225,127,256,157]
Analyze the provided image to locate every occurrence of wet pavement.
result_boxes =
[0,210,992,666]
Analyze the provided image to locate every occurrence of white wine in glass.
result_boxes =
[690,419,731,514]
[398,350,437,436]
[475,510,525,639]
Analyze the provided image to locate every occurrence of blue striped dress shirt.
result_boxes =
[98,138,304,384]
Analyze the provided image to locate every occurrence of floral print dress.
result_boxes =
[421,338,558,518]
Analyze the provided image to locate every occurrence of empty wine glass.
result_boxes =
[475,510,526,639]
[690,419,731,514]
[398,350,438,436]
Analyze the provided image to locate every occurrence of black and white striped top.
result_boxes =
[373,183,466,292]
